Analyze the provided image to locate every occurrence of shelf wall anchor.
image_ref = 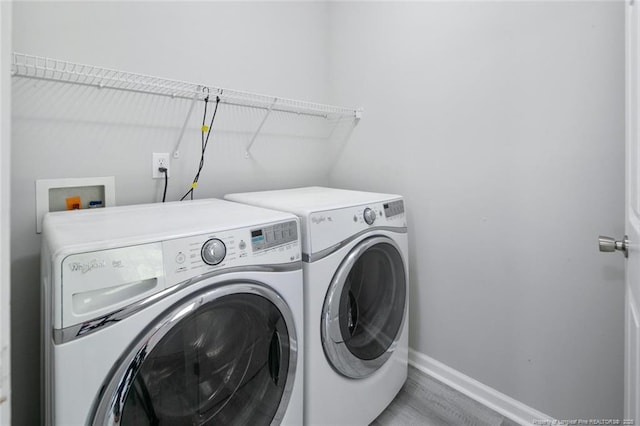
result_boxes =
[245,97,278,158]
[172,91,201,159]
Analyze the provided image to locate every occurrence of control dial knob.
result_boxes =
[201,238,227,265]
[363,207,376,225]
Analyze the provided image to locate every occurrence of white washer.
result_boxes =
[225,187,409,425]
[41,199,303,426]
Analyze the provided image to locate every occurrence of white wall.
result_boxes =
[328,1,625,420]
[0,1,11,424]
[11,2,340,424]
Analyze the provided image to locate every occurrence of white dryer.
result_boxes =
[225,187,409,425]
[41,199,303,426]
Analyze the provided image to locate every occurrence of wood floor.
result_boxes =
[371,366,521,426]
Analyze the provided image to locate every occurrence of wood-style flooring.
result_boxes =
[371,366,521,426]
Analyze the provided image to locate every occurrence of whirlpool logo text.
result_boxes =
[68,259,106,274]
[311,215,332,225]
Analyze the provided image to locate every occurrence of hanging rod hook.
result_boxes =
[202,86,210,102]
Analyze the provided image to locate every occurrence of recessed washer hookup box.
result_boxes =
[35,176,116,233]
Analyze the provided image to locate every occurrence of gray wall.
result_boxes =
[1,1,12,424]
[10,0,626,424]
[327,1,626,420]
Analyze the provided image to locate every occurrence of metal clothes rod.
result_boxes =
[11,52,363,120]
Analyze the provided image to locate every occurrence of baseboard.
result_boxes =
[408,349,555,426]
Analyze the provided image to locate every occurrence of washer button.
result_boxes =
[175,252,186,264]
[239,240,247,250]
[201,239,227,265]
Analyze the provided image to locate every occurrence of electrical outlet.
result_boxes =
[152,153,170,179]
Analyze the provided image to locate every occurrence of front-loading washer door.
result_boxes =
[90,281,296,426]
[321,236,407,379]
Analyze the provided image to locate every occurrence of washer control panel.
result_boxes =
[250,220,298,252]
[162,219,300,288]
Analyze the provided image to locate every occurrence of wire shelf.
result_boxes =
[11,52,362,120]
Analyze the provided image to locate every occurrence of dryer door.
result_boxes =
[321,236,407,379]
[90,281,296,426]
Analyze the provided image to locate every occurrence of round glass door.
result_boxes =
[321,236,406,379]
[91,282,297,426]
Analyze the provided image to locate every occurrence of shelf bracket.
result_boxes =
[245,97,278,158]
[172,91,201,159]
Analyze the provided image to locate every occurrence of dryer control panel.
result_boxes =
[307,199,406,255]
[383,200,405,218]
